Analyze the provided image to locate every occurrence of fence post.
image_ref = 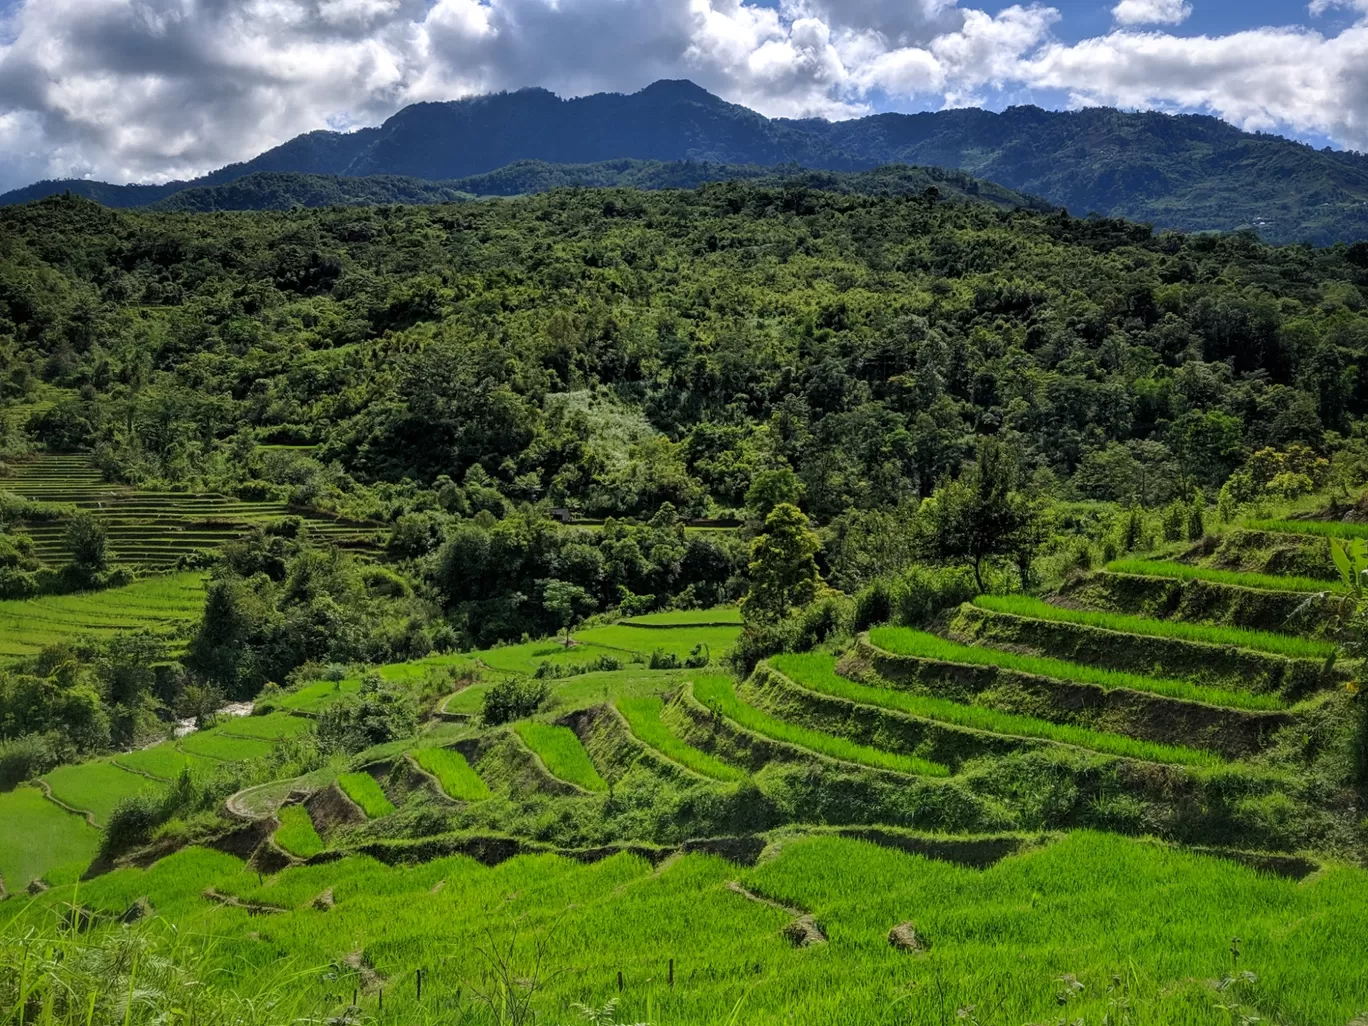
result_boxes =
[669,958,674,988]
[617,970,623,992]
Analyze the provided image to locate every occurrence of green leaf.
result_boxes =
[1331,539,1353,589]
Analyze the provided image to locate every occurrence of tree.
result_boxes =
[741,503,823,622]
[925,436,1041,593]
[65,511,108,575]
[541,579,595,647]
[745,468,804,520]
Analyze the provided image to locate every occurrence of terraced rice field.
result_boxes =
[0,572,206,660]
[771,652,1221,766]
[691,674,950,777]
[2,453,385,570]
[616,695,747,781]
[973,594,1336,658]
[0,786,100,894]
[868,626,1284,709]
[1245,518,1368,540]
[274,805,326,858]
[338,772,395,818]
[514,722,609,791]
[42,760,164,826]
[410,747,492,801]
[1105,558,1335,594]
[20,830,1368,1024]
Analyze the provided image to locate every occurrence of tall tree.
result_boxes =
[742,503,823,622]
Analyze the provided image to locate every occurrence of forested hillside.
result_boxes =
[6,80,1368,243]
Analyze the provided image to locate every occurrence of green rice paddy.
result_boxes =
[690,674,950,777]
[514,722,609,791]
[973,594,1337,659]
[178,728,276,763]
[2,454,385,572]
[622,607,743,625]
[410,746,492,801]
[1106,558,1336,594]
[0,786,99,894]
[41,760,163,826]
[615,694,747,781]
[868,626,1284,710]
[770,652,1222,766]
[1245,518,1368,540]
[0,572,207,660]
[274,804,325,859]
[216,712,315,741]
[113,743,215,781]
[337,772,395,818]
[14,831,1368,1025]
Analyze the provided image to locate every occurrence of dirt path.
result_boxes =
[726,880,826,946]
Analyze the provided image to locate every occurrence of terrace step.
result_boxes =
[849,634,1292,760]
[1063,571,1348,634]
[951,602,1346,702]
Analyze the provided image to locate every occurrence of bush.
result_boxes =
[480,675,550,725]
[0,733,58,789]
[886,565,978,627]
[315,673,419,753]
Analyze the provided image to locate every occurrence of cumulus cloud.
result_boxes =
[0,0,1367,193]
[1111,0,1192,26]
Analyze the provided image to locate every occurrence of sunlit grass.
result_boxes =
[514,723,608,791]
[1106,559,1334,594]
[973,594,1336,659]
[616,695,747,781]
[410,747,492,801]
[337,772,395,818]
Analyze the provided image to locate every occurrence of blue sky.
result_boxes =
[1,0,1367,190]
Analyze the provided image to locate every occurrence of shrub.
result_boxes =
[480,674,550,725]
[886,565,977,627]
[315,673,420,753]
[0,733,58,789]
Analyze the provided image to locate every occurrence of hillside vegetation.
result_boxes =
[6,80,1368,242]
[4,178,1368,1024]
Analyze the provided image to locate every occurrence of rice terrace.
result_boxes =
[5,168,1368,1026]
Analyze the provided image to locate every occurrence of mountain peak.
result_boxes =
[636,80,724,104]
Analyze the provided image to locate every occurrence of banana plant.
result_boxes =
[1330,537,1368,598]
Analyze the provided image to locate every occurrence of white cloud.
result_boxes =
[1111,0,1192,27]
[1,0,1367,193]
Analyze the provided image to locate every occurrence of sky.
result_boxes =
[1,0,1367,193]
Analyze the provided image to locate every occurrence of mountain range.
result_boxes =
[6,79,1368,245]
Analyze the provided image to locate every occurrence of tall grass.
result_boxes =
[770,653,1222,766]
[1246,518,1368,540]
[1106,559,1336,594]
[973,594,1337,659]
[690,674,949,777]
[514,723,609,791]
[336,772,395,818]
[410,747,492,801]
[615,695,747,781]
[9,832,1368,1025]
[274,804,325,858]
[868,626,1284,710]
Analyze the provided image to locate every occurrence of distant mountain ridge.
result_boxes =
[141,162,1054,214]
[7,79,1368,244]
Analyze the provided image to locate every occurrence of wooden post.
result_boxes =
[617,970,623,992]
[379,989,383,1014]
[352,988,358,1008]
[668,958,674,988]
[416,968,422,1000]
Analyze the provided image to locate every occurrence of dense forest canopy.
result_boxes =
[5,186,1368,507]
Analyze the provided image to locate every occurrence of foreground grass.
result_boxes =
[770,653,1222,767]
[273,805,325,859]
[868,627,1284,710]
[514,723,609,791]
[973,594,1336,659]
[615,695,748,781]
[336,773,395,818]
[9,832,1368,1025]
[690,674,949,777]
[1106,559,1336,594]
[1246,518,1368,541]
[410,747,492,801]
